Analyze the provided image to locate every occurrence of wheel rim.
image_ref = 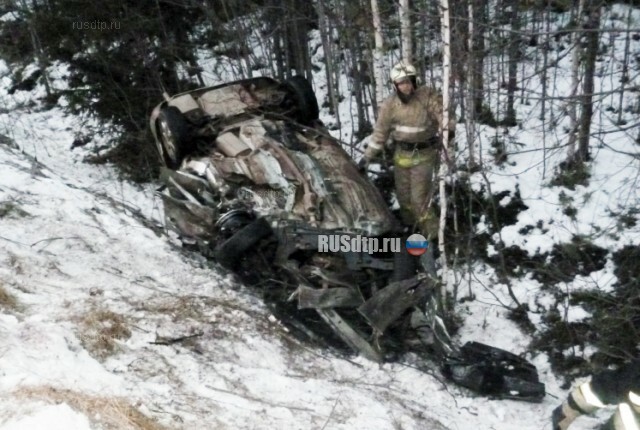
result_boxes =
[158,119,178,163]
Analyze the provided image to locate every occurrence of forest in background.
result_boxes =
[4,1,635,174]
[2,0,640,379]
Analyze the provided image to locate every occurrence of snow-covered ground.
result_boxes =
[2,5,640,429]
[0,117,559,430]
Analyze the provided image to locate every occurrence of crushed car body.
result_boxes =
[150,75,546,402]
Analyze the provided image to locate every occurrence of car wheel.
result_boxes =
[285,75,319,125]
[214,217,272,269]
[157,106,189,169]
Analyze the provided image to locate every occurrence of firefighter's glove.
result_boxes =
[552,383,605,430]
[357,158,369,173]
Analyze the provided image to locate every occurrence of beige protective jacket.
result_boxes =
[365,86,449,160]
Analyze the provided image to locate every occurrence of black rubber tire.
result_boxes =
[285,75,319,125]
[214,218,272,269]
[156,106,189,169]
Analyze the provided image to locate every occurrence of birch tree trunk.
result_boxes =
[438,0,452,308]
[371,0,386,114]
[399,0,412,62]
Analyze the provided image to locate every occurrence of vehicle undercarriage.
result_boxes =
[151,76,546,402]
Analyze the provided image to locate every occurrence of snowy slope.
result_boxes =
[0,131,561,430]
[0,62,567,430]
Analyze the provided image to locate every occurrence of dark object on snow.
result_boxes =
[70,135,91,150]
[8,69,42,94]
[0,134,18,149]
[442,341,546,402]
[150,76,545,403]
[150,331,204,346]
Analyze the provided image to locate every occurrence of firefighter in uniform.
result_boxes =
[359,61,453,240]
[552,360,640,429]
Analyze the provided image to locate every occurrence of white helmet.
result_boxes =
[390,61,417,83]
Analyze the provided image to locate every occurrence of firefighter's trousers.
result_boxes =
[393,146,439,238]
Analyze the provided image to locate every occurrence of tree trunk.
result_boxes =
[465,0,477,167]
[315,0,338,116]
[617,8,632,126]
[566,0,584,159]
[273,29,285,80]
[471,0,485,118]
[263,0,285,79]
[399,0,412,62]
[539,6,549,122]
[449,0,466,122]
[284,0,312,78]
[504,0,520,126]
[370,0,386,115]
[351,30,370,140]
[577,2,600,162]
[439,0,452,308]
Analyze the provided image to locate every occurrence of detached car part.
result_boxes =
[443,342,546,402]
[150,76,545,403]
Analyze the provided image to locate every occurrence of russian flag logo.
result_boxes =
[406,233,428,256]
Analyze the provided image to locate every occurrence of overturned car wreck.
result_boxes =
[150,76,546,402]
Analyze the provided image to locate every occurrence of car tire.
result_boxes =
[157,106,189,169]
[214,218,272,269]
[285,75,319,125]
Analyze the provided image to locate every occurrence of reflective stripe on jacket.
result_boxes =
[366,86,444,160]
